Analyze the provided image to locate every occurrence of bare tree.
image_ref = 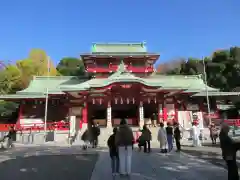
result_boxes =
[156,58,185,74]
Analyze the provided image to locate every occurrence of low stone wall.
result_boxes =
[15,130,70,144]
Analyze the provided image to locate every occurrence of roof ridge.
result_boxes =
[33,76,77,80]
[150,74,202,79]
[92,42,146,45]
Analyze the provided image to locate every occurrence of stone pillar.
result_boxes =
[69,116,76,136]
[139,101,144,128]
[107,101,112,128]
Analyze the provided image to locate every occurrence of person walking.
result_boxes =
[166,122,173,152]
[137,132,145,152]
[4,126,16,148]
[209,123,218,144]
[141,125,152,153]
[107,127,119,176]
[151,113,157,127]
[81,129,90,150]
[92,123,100,148]
[115,119,134,176]
[219,123,240,180]
[174,123,181,152]
[192,122,201,147]
[157,123,167,153]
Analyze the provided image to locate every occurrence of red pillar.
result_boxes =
[163,103,167,121]
[16,103,23,130]
[82,102,88,124]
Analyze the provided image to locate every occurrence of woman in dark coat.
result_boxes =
[141,125,152,153]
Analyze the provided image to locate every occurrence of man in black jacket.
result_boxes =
[166,122,173,152]
[107,127,119,176]
[174,123,181,152]
[220,123,240,180]
[92,123,100,148]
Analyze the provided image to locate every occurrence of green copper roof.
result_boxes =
[60,62,217,92]
[91,42,147,53]
[82,52,158,56]
[192,91,240,97]
[0,94,46,99]
[17,76,87,95]
[148,74,218,92]
[0,63,219,97]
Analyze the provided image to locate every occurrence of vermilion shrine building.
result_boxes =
[1,42,240,131]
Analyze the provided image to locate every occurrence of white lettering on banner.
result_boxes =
[107,105,112,126]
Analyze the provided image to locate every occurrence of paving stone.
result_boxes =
[91,148,227,180]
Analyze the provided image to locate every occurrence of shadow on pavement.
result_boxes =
[0,154,98,180]
[181,148,228,168]
[0,146,102,180]
[132,147,227,180]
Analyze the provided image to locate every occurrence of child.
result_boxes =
[107,127,119,176]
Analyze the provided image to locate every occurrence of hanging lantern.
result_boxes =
[154,97,157,103]
[115,98,118,104]
[127,98,129,104]
[92,98,95,104]
[148,98,150,104]
[132,97,135,104]
[99,98,102,105]
[121,98,123,104]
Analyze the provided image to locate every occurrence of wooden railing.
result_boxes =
[86,65,153,73]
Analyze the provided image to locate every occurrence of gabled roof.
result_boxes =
[91,42,147,53]
[17,76,88,95]
[0,94,46,99]
[0,63,220,99]
[60,62,218,92]
[192,91,240,97]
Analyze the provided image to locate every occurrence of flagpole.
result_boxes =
[44,56,50,140]
[202,57,212,125]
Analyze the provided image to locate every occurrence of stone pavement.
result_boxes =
[0,143,229,180]
[181,143,240,169]
[0,145,99,180]
[90,148,227,180]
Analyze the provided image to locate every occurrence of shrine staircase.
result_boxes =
[81,126,160,147]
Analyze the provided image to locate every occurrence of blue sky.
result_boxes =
[0,0,239,66]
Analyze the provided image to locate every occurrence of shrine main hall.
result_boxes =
[1,42,238,130]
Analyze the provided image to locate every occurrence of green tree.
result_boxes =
[0,65,21,94]
[16,49,59,89]
[57,57,85,76]
[159,47,240,91]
